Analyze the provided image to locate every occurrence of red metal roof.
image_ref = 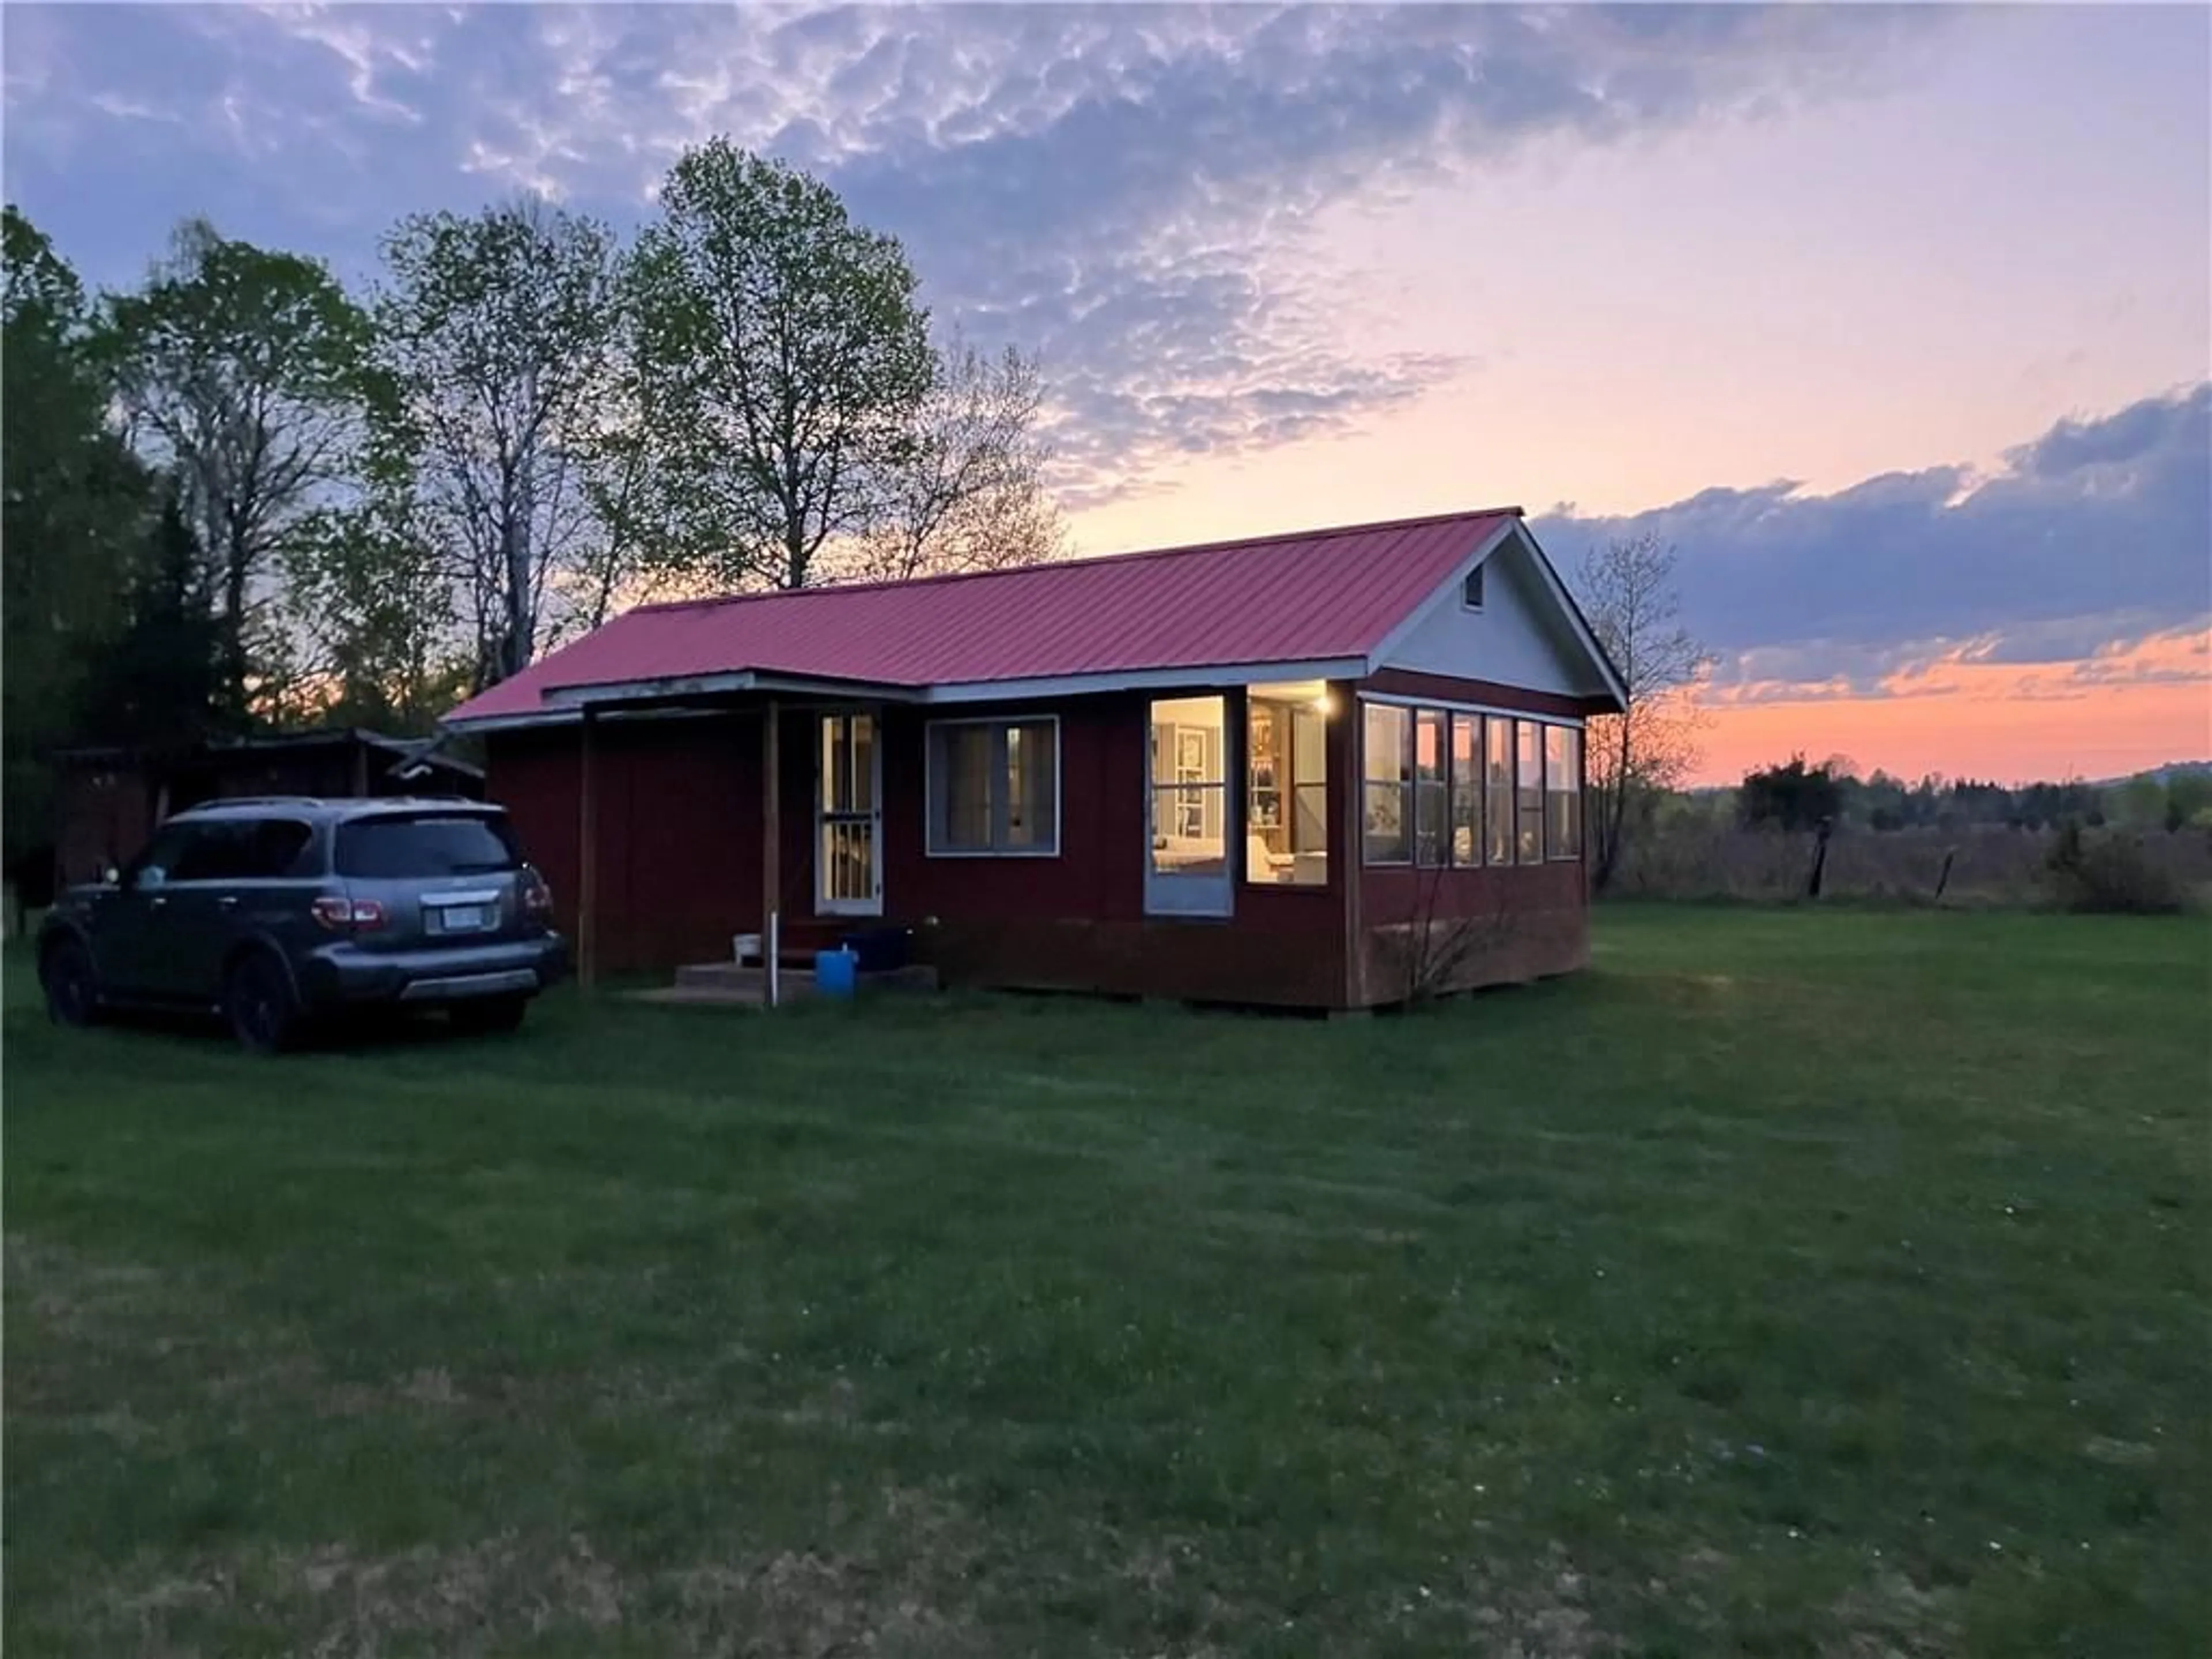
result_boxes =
[448,506,1522,723]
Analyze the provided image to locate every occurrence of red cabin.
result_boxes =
[443,507,1627,1010]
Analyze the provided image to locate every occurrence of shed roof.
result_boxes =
[447,506,1618,726]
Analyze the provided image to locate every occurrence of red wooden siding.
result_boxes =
[481,666,1592,1005]
[488,717,758,976]
[1347,671,1592,1005]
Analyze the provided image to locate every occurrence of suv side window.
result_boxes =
[169,823,251,883]
[166,819,319,882]
[244,819,317,879]
[128,824,196,889]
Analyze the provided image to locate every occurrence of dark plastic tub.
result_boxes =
[839,927,911,974]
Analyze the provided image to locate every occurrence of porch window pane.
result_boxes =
[1362,702,1410,865]
[823,820,873,904]
[1150,696,1228,879]
[1516,720,1545,863]
[1245,683,1331,886]
[1485,718,1514,865]
[823,711,876,813]
[1547,725,1582,859]
[1449,714,1482,865]
[850,712,876,812]
[1414,708,1448,867]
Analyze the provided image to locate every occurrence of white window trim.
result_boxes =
[1460,562,1487,612]
[923,713,1063,858]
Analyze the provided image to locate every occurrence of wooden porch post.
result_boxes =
[577,709,598,994]
[763,700,782,1007]
[1338,680,1365,1010]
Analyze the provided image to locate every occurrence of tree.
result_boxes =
[1575,532,1710,891]
[75,487,224,755]
[373,197,627,688]
[1738,753,1846,833]
[102,218,376,725]
[2,205,152,866]
[843,338,1067,584]
[272,501,467,733]
[630,140,934,590]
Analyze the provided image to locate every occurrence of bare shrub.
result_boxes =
[2044,823,2190,915]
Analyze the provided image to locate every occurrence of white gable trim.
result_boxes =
[1511,521,1628,708]
[1362,517,1520,671]
[1362,520,1626,708]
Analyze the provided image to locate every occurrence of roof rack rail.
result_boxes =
[185,795,329,809]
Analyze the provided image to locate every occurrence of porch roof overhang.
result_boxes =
[442,655,1373,734]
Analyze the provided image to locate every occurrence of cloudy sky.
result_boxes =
[5,2,2207,782]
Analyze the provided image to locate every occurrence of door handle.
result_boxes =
[218,896,239,911]
[149,896,168,910]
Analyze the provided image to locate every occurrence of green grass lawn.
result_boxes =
[6,907,2207,1657]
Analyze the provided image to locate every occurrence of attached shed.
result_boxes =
[444,507,1626,1010]
[52,728,483,888]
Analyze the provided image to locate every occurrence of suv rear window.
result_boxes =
[335,815,520,879]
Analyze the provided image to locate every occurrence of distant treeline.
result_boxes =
[1601,755,2212,914]
[1696,755,2212,836]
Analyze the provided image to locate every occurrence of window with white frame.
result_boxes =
[927,717,1059,855]
[1546,725,1582,859]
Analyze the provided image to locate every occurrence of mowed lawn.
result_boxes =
[5,908,2207,1657]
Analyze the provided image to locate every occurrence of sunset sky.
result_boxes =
[5,3,2206,783]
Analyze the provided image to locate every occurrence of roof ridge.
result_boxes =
[631,504,1525,616]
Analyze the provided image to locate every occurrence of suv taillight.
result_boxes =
[521,868,555,920]
[312,896,387,933]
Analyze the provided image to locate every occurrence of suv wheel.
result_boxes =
[225,952,302,1055]
[41,938,103,1028]
[449,994,528,1036]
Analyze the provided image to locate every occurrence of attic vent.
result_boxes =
[1461,565,1486,610]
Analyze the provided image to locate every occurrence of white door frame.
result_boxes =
[815,708,883,917]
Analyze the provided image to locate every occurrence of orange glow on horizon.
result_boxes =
[1692,627,2211,786]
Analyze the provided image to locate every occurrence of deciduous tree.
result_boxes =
[1576,532,1710,891]
[103,218,375,724]
[630,140,934,590]
[844,338,1067,583]
[274,501,466,733]
[373,197,627,687]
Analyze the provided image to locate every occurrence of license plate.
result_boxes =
[440,905,487,931]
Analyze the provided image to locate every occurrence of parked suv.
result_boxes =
[37,797,568,1052]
